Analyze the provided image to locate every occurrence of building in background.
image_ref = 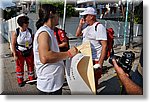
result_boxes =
[75,0,121,19]
[12,0,39,14]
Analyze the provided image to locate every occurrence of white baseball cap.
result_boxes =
[80,7,97,16]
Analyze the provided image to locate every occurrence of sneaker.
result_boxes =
[29,81,36,85]
[26,80,37,85]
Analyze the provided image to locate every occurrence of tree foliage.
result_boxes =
[41,2,75,18]
[128,1,143,24]
[134,1,143,24]
[3,8,17,20]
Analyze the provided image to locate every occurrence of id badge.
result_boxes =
[25,41,29,48]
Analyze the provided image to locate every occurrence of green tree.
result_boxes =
[50,2,75,18]
[128,1,143,24]
[134,1,143,24]
[3,8,17,20]
[40,1,75,18]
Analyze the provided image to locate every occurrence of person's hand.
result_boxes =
[13,55,18,61]
[67,46,78,58]
[93,64,101,70]
[112,59,129,77]
[79,18,85,26]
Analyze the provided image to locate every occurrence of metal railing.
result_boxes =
[1,16,143,46]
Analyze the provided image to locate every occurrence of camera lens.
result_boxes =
[109,51,135,74]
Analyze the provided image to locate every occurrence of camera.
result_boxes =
[109,51,135,74]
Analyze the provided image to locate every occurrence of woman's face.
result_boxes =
[51,14,59,27]
[22,21,29,29]
[54,14,59,26]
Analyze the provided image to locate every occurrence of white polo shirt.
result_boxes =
[33,25,64,92]
[82,22,107,60]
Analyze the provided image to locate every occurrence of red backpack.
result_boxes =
[95,23,114,60]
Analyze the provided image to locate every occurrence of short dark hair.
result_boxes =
[17,16,29,27]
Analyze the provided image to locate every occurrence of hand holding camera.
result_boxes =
[109,51,135,74]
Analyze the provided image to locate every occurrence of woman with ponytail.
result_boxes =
[33,4,78,95]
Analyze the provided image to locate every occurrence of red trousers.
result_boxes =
[15,50,35,84]
[93,60,102,90]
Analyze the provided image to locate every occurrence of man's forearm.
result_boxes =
[98,47,107,67]
[118,73,143,95]
[76,24,83,37]
[112,59,143,95]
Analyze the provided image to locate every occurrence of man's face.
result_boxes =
[83,15,88,20]
[83,14,93,24]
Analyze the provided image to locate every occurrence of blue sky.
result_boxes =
[0,0,15,9]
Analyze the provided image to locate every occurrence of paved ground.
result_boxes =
[0,35,142,95]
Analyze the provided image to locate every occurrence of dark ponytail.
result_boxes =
[36,4,57,29]
[36,18,44,30]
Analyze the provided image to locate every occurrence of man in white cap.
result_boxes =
[76,7,107,92]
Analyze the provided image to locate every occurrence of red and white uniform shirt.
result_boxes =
[54,28,68,45]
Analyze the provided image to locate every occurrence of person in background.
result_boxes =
[33,4,78,95]
[36,6,69,52]
[54,27,69,52]
[75,7,107,92]
[11,16,35,87]
[53,14,69,52]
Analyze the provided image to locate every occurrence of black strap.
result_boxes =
[16,28,33,49]
[95,22,100,31]
[16,28,32,37]
[16,28,19,37]
[28,28,32,35]
[54,27,62,44]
